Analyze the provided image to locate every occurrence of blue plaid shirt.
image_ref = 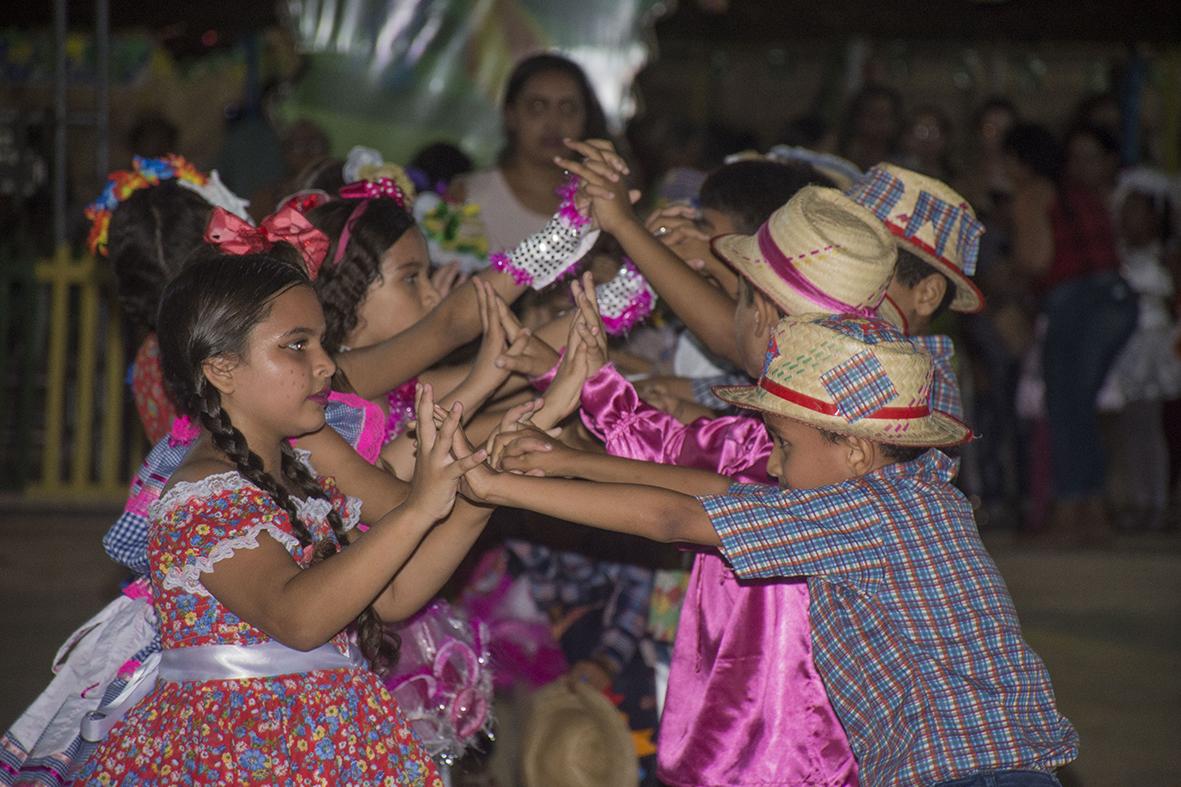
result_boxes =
[699,450,1077,786]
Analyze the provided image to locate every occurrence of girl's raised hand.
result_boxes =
[571,272,609,372]
[555,139,641,235]
[468,278,512,386]
[493,294,560,379]
[404,383,487,522]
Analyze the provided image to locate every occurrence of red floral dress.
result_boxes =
[75,463,443,786]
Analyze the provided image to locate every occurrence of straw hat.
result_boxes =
[714,313,971,447]
[521,680,639,787]
[711,186,897,320]
[845,163,985,313]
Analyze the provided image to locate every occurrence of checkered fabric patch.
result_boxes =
[846,167,905,222]
[817,314,903,345]
[904,191,958,260]
[820,349,899,422]
[762,334,780,377]
[955,211,984,276]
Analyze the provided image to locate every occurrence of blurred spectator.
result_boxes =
[778,112,838,153]
[839,83,904,171]
[1005,122,1138,544]
[901,104,955,182]
[250,119,331,219]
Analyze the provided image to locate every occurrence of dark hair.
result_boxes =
[1064,123,1120,158]
[894,249,956,319]
[1002,123,1063,182]
[156,248,396,674]
[408,142,474,192]
[699,160,834,234]
[502,53,609,148]
[306,198,417,352]
[972,97,1017,131]
[818,427,925,463]
[107,179,212,331]
[779,113,831,149]
[839,84,904,156]
[294,156,346,196]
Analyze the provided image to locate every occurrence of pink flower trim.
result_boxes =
[167,415,201,447]
[490,250,534,286]
[556,175,591,229]
[601,286,655,336]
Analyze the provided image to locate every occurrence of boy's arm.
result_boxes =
[492,427,731,497]
[466,470,721,547]
[557,139,741,365]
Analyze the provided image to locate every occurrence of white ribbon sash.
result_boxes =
[80,641,365,742]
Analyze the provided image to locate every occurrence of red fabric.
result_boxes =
[131,334,177,444]
[1044,187,1119,290]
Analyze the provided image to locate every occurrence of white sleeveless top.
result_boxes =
[461,168,551,255]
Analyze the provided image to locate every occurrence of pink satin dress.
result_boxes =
[580,364,858,786]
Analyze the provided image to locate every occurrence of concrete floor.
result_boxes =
[0,503,1177,786]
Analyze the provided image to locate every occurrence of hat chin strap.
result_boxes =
[758,376,929,420]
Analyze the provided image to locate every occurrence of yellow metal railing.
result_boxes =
[27,244,139,501]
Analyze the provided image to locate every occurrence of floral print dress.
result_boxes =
[75,467,442,787]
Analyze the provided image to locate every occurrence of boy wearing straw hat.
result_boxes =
[464,312,1078,787]
[846,162,987,335]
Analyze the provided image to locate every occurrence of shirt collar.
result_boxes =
[876,448,958,484]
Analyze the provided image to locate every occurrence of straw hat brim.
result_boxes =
[713,383,972,447]
[521,680,638,787]
[712,233,823,316]
[899,240,986,314]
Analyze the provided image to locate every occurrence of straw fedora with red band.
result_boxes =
[714,313,972,447]
[711,186,898,321]
[845,163,986,313]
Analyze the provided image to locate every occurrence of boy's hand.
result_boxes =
[489,424,578,477]
[555,139,641,236]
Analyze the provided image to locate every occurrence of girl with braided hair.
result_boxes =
[75,248,487,786]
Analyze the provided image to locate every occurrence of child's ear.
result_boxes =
[843,435,878,475]
[912,272,949,319]
[201,355,238,396]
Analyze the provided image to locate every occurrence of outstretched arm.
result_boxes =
[557,139,741,365]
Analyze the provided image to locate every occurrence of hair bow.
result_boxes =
[204,206,330,280]
[339,178,410,212]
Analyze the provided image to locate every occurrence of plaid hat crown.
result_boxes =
[711,186,898,321]
[845,163,985,313]
[714,312,971,447]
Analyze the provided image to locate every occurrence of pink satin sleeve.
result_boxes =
[579,363,773,482]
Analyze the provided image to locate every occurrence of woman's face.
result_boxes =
[504,70,588,166]
[345,228,441,349]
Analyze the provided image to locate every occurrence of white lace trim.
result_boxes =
[150,471,261,520]
[340,496,362,532]
[160,522,303,597]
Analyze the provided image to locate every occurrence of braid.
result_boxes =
[280,443,399,675]
[194,386,314,545]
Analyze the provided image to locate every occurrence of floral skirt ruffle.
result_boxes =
[74,668,442,786]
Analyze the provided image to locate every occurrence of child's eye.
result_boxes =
[286,340,307,351]
[404,272,419,284]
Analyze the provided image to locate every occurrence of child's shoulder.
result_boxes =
[153,457,269,522]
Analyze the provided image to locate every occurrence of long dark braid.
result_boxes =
[160,248,396,673]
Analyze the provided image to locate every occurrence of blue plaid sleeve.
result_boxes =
[701,482,886,587]
[913,334,964,422]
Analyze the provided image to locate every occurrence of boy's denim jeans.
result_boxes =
[933,769,1063,787]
